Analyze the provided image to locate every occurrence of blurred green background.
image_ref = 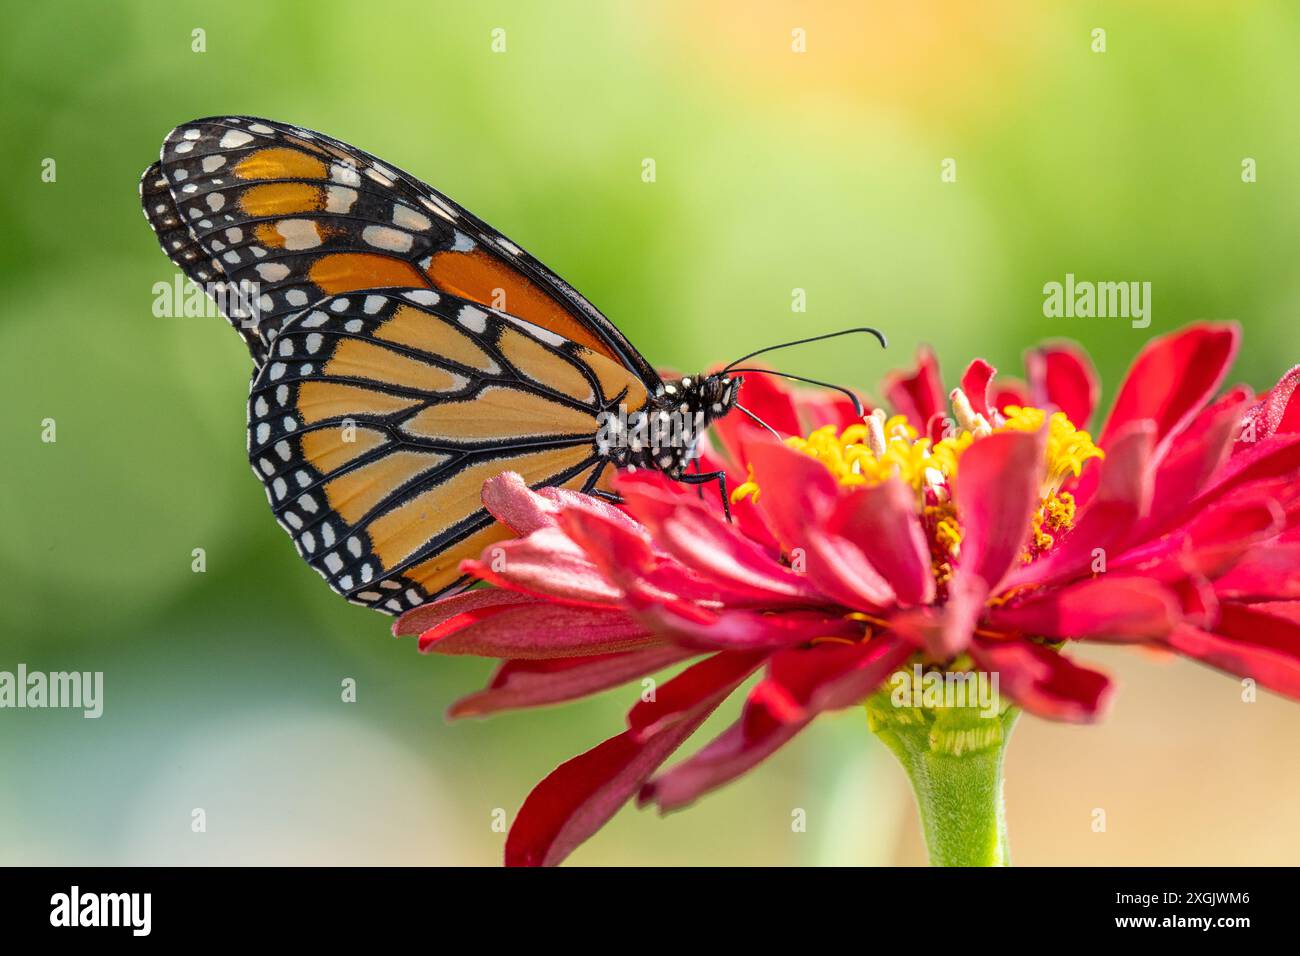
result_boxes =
[2,0,1299,865]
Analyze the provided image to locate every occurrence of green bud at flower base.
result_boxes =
[866,667,1019,867]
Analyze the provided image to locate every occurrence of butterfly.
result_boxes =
[141,116,882,615]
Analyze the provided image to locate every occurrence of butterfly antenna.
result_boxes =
[722,327,887,373]
[734,403,782,440]
[727,368,865,417]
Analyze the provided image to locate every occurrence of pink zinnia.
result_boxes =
[396,321,1300,866]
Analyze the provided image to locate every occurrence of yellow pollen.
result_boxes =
[744,396,1104,583]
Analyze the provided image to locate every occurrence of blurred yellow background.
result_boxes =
[2,0,1298,864]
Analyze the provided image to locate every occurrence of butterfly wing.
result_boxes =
[142,116,657,383]
[248,287,649,614]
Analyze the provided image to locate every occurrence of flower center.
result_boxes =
[733,389,1103,581]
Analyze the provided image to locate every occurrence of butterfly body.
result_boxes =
[601,373,739,478]
[142,116,740,614]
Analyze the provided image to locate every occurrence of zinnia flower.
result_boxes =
[395,321,1300,866]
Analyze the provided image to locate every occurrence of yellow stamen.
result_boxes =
[730,462,761,505]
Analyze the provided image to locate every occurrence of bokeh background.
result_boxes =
[2,0,1299,865]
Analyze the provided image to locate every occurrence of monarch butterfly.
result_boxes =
[141,116,883,615]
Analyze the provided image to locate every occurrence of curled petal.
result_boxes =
[961,359,997,420]
[482,470,643,537]
[883,345,945,427]
[626,651,768,739]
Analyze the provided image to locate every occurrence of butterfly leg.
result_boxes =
[678,469,731,523]
[590,489,624,505]
[688,457,707,503]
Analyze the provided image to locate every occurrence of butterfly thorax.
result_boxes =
[597,373,740,478]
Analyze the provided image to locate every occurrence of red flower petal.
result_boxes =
[795,389,871,431]
[829,479,938,606]
[883,346,945,427]
[795,525,897,610]
[1026,341,1100,429]
[632,602,861,652]
[970,639,1114,723]
[448,646,695,718]
[641,638,913,811]
[556,507,766,609]
[1128,387,1250,535]
[1242,365,1300,441]
[461,526,624,606]
[985,577,1179,642]
[743,435,840,544]
[951,428,1047,592]
[745,439,926,610]
[393,588,540,638]
[1098,322,1240,452]
[627,650,767,739]
[504,652,760,866]
[419,602,657,658]
[1194,432,1300,510]
[617,478,825,605]
[1213,543,1300,601]
[1166,608,1300,699]
[1115,490,1285,581]
[961,359,997,419]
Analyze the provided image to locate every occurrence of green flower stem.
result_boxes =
[866,689,1020,867]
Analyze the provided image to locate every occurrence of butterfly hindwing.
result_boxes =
[247,287,646,614]
[145,116,657,384]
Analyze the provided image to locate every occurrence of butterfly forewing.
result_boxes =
[145,116,657,383]
[247,287,643,614]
